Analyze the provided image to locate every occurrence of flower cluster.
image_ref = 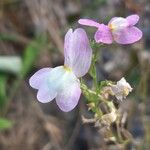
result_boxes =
[29,14,142,112]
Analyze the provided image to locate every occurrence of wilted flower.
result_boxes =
[110,77,132,100]
[100,111,117,126]
[29,28,92,112]
[78,14,142,44]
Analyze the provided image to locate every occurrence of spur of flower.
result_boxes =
[29,28,92,112]
[78,14,142,44]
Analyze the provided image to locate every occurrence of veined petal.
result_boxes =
[64,28,92,77]
[126,14,139,26]
[56,80,81,112]
[113,26,142,44]
[29,68,51,89]
[94,24,113,44]
[78,19,100,28]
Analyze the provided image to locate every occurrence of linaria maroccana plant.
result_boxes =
[29,14,142,145]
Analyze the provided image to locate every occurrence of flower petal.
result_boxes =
[56,81,81,112]
[29,68,51,89]
[37,84,57,103]
[64,28,92,77]
[94,24,113,44]
[29,65,81,108]
[48,66,81,112]
[126,14,139,26]
[108,17,128,31]
[113,26,142,44]
[37,66,80,108]
[108,17,118,25]
[78,19,100,28]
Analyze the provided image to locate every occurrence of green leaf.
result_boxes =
[0,75,8,109]
[89,41,101,90]
[89,42,103,74]
[89,53,97,80]
[0,118,13,130]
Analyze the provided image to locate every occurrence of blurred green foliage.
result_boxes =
[21,35,48,78]
[0,34,47,130]
[0,118,13,130]
[0,75,7,111]
[0,33,18,42]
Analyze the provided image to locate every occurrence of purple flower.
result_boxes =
[29,28,92,112]
[78,14,142,44]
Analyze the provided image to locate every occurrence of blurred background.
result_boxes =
[0,0,150,149]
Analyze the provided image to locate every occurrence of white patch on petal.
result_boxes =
[47,66,78,92]
[108,17,129,33]
[45,66,81,112]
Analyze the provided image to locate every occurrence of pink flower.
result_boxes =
[29,28,92,112]
[78,14,142,44]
